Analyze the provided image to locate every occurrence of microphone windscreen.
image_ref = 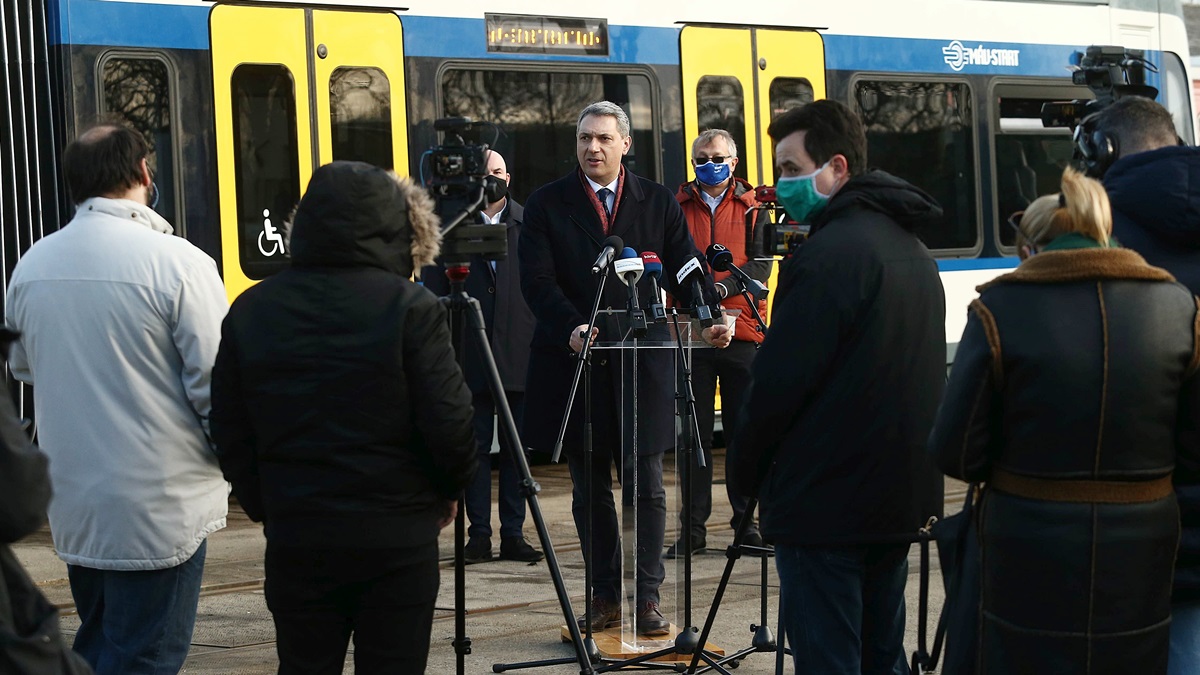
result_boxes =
[602,235,624,252]
[641,252,663,280]
[619,246,639,260]
[706,243,734,272]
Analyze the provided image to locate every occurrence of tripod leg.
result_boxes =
[460,294,597,674]
[684,498,759,674]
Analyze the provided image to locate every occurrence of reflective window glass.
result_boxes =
[231,64,299,280]
[696,76,747,181]
[101,56,179,228]
[854,80,977,251]
[330,67,393,169]
[441,69,657,202]
[1161,51,1194,145]
[994,95,1077,248]
[769,77,813,119]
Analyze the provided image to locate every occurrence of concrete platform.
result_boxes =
[12,451,963,673]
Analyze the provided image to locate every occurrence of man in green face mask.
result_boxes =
[727,99,947,675]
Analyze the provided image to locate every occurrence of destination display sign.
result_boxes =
[485,13,608,57]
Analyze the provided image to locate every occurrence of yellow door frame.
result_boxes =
[211,5,408,303]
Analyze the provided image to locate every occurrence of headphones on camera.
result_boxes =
[1074,112,1119,178]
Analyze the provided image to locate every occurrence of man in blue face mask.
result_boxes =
[670,129,771,559]
[727,99,947,675]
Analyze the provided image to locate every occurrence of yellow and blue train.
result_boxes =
[2,0,1195,348]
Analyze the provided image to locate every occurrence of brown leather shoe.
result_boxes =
[576,596,621,632]
[636,600,670,636]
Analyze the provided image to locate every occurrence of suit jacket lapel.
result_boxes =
[563,174,605,246]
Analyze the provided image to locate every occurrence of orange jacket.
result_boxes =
[675,177,770,343]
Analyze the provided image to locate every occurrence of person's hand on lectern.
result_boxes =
[702,324,732,349]
[570,324,599,353]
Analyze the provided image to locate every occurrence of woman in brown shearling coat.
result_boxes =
[929,168,1200,674]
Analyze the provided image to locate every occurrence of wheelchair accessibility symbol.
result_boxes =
[258,209,285,257]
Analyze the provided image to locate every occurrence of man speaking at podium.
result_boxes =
[519,101,730,636]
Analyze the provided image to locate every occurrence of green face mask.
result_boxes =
[776,160,832,223]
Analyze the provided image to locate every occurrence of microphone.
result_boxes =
[614,248,648,336]
[591,235,624,274]
[706,243,768,302]
[675,256,714,327]
[640,252,667,323]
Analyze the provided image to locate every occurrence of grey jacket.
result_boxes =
[6,198,229,570]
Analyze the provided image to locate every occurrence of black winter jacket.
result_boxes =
[211,162,476,549]
[519,167,716,457]
[1106,145,1200,603]
[929,247,1200,674]
[727,170,946,545]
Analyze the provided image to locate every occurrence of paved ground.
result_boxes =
[12,451,963,674]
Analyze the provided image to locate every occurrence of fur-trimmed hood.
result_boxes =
[976,247,1175,292]
[289,161,441,278]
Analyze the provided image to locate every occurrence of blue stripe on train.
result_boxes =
[50,1,1162,83]
[50,0,211,50]
[937,257,1020,272]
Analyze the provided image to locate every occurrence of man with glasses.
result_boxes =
[668,129,771,558]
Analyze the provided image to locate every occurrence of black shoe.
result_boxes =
[636,601,670,636]
[576,596,621,632]
[464,536,492,564]
[739,530,773,555]
[499,536,544,562]
[664,537,707,559]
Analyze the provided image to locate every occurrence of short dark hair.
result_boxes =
[62,124,148,203]
[1093,96,1178,157]
[767,100,867,176]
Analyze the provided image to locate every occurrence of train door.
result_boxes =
[210,5,407,300]
[679,26,825,317]
[680,26,825,187]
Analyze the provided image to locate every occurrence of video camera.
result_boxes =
[426,117,507,263]
[747,185,809,258]
[1040,45,1158,131]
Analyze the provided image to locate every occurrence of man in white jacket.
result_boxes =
[5,123,229,675]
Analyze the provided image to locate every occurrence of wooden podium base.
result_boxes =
[560,624,725,662]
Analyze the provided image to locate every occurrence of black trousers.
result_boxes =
[264,541,439,674]
[567,448,666,604]
[679,339,757,540]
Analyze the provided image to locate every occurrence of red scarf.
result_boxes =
[579,166,625,234]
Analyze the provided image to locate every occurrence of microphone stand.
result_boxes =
[728,279,768,334]
[668,307,708,657]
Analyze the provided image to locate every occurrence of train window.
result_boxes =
[854,79,977,251]
[696,76,748,181]
[330,67,393,169]
[231,64,300,280]
[769,78,813,119]
[992,85,1085,249]
[100,56,179,229]
[441,69,656,202]
[1161,51,1194,145]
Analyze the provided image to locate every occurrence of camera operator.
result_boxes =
[520,101,730,637]
[421,150,543,565]
[1088,95,1200,675]
[668,129,770,558]
[211,161,476,674]
[727,99,946,674]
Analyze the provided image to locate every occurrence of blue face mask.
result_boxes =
[775,161,832,223]
[694,161,732,187]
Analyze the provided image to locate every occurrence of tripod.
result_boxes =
[683,496,787,674]
[440,264,595,675]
